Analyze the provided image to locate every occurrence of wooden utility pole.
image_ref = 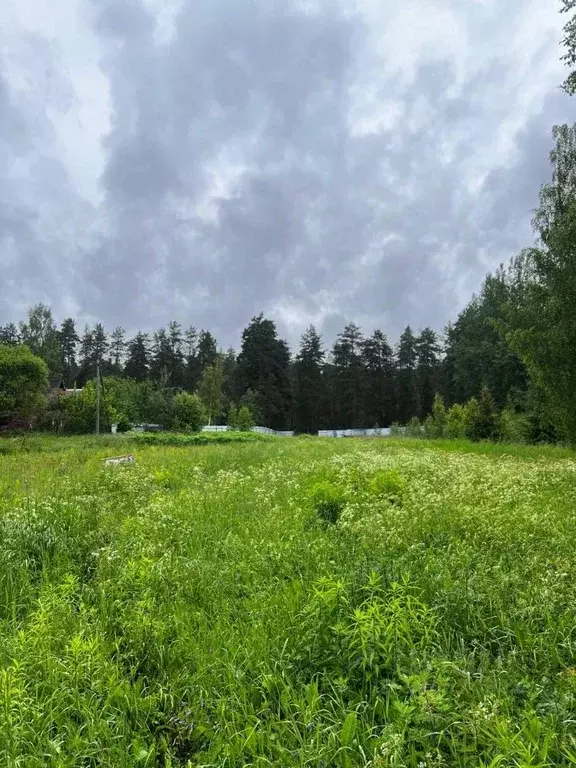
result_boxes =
[96,360,101,435]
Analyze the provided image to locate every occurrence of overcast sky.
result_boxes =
[0,0,572,348]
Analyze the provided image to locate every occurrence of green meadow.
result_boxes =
[2,435,576,767]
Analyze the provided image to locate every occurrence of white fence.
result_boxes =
[317,428,393,438]
[202,425,400,438]
[202,425,295,437]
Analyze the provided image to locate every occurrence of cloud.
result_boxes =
[0,0,572,348]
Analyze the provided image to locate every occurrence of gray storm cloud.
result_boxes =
[0,0,572,347]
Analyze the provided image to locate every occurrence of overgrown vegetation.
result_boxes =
[2,436,576,766]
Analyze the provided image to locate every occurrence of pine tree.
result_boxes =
[197,330,218,373]
[362,330,396,427]
[167,321,185,388]
[416,328,441,418]
[59,318,79,386]
[109,327,126,372]
[0,323,20,345]
[77,325,94,386]
[235,314,292,430]
[293,325,327,434]
[183,326,200,391]
[396,326,419,424]
[124,332,150,381]
[92,323,108,366]
[221,348,237,410]
[150,328,171,386]
[331,323,365,429]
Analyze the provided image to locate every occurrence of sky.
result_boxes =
[0,0,573,349]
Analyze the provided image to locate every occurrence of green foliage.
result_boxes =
[0,344,49,422]
[561,0,576,94]
[405,415,423,437]
[444,403,468,439]
[235,405,254,432]
[130,430,271,446]
[59,381,114,434]
[464,386,500,442]
[198,359,224,425]
[499,407,531,444]
[367,469,405,503]
[293,325,327,434]
[425,393,447,438]
[227,404,255,431]
[19,303,62,376]
[235,314,292,430]
[169,392,206,432]
[308,480,346,524]
[2,437,576,765]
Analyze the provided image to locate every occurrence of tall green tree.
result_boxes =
[199,358,225,425]
[235,314,292,430]
[396,326,419,424]
[109,327,126,372]
[124,333,150,382]
[561,0,576,94]
[197,330,218,373]
[167,321,185,388]
[77,325,94,386]
[221,347,237,408]
[331,323,365,429]
[443,271,526,408]
[59,318,79,386]
[416,327,441,418]
[0,323,19,345]
[0,344,49,425]
[504,124,576,443]
[293,325,327,434]
[362,330,396,427]
[19,304,61,375]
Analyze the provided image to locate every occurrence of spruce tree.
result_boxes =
[331,323,365,429]
[362,329,396,427]
[396,326,419,424]
[293,325,327,434]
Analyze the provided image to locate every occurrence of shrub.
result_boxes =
[60,382,115,434]
[236,406,254,432]
[368,469,405,504]
[309,481,346,525]
[426,393,447,438]
[465,387,500,442]
[0,344,48,425]
[445,403,467,439]
[170,392,206,433]
[405,416,423,437]
[500,408,530,444]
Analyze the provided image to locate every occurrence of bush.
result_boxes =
[445,403,467,439]
[170,392,206,433]
[60,382,115,434]
[0,344,48,425]
[405,416,423,437]
[368,469,405,504]
[309,481,346,525]
[465,387,500,442]
[500,408,530,444]
[236,406,254,432]
[425,393,447,438]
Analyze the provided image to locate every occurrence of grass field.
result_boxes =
[2,435,576,767]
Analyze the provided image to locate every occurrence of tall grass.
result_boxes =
[1,436,576,765]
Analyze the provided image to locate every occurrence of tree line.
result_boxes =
[0,308,449,433]
[1,2,575,441]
